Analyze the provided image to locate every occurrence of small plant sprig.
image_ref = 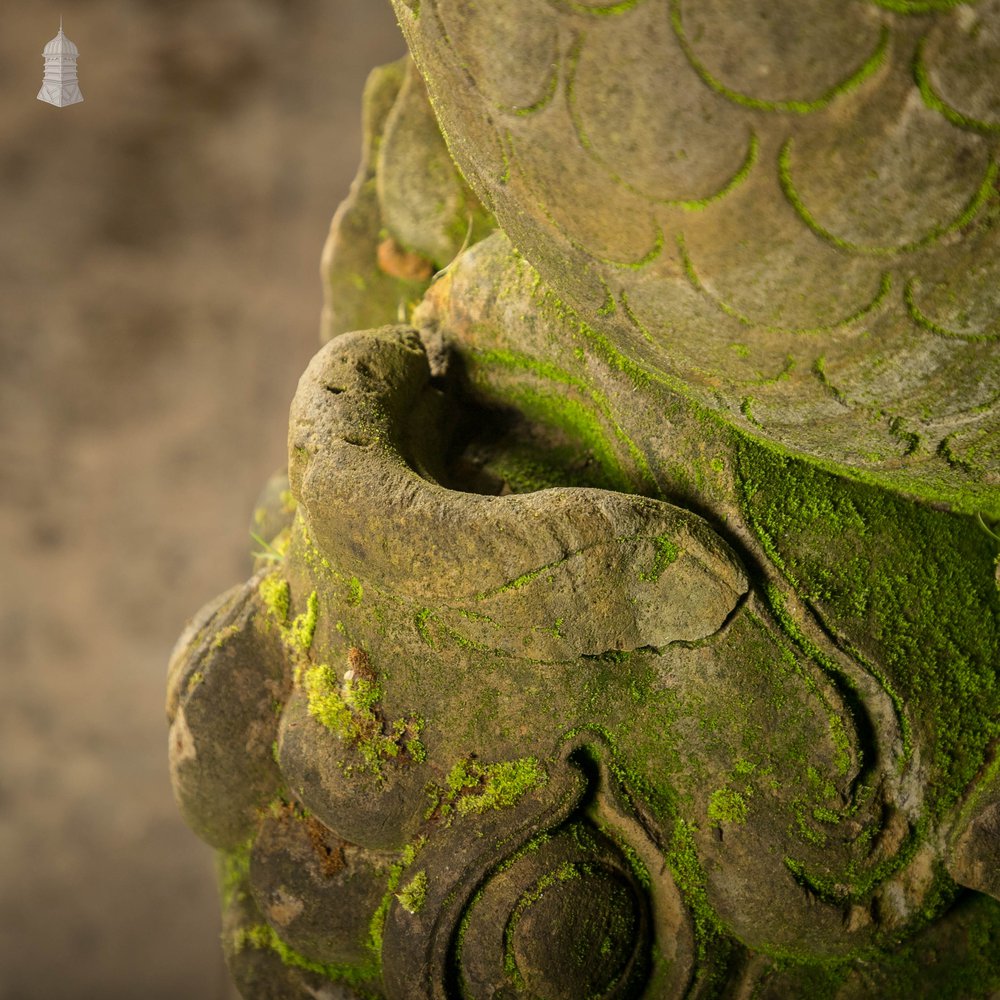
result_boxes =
[250,530,285,563]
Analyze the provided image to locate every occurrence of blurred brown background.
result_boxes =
[0,3,404,997]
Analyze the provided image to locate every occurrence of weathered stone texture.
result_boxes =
[170,2,1000,996]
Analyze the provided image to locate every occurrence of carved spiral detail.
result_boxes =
[456,822,651,999]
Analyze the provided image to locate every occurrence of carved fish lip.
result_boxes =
[289,326,750,661]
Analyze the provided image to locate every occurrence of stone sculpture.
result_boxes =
[168,2,1000,996]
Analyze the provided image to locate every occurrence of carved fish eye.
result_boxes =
[454,821,651,999]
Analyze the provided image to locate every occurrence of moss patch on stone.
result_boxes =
[258,575,291,624]
[425,756,547,821]
[368,837,426,956]
[638,534,680,583]
[288,591,319,653]
[735,440,1000,816]
[396,870,428,914]
[258,574,318,656]
[302,647,425,775]
[707,786,749,826]
[233,922,377,991]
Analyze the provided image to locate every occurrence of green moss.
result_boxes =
[261,577,317,656]
[482,435,625,494]
[534,283,997,515]
[597,281,616,316]
[564,30,759,212]
[740,396,761,427]
[304,664,354,734]
[288,591,319,653]
[503,862,586,987]
[479,561,556,599]
[368,837,426,956]
[347,577,364,607]
[915,38,1000,136]
[209,624,241,651]
[905,277,999,344]
[554,0,646,14]
[471,347,655,492]
[638,534,680,583]
[783,856,846,906]
[665,817,734,984]
[736,441,999,815]
[251,530,288,564]
[596,824,652,890]
[435,757,547,817]
[302,656,424,775]
[764,584,875,775]
[873,0,969,13]
[760,956,850,999]
[708,787,749,826]
[396,870,428,914]
[859,892,1000,998]
[217,839,252,911]
[233,922,376,989]
[504,60,558,117]
[258,575,291,623]
[414,607,435,647]
[618,289,656,345]
[447,759,475,794]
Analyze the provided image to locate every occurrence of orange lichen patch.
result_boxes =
[347,646,376,684]
[268,799,347,878]
[377,237,433,281]
[305,815,346,878]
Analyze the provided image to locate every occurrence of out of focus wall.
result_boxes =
[0,4,405,997]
